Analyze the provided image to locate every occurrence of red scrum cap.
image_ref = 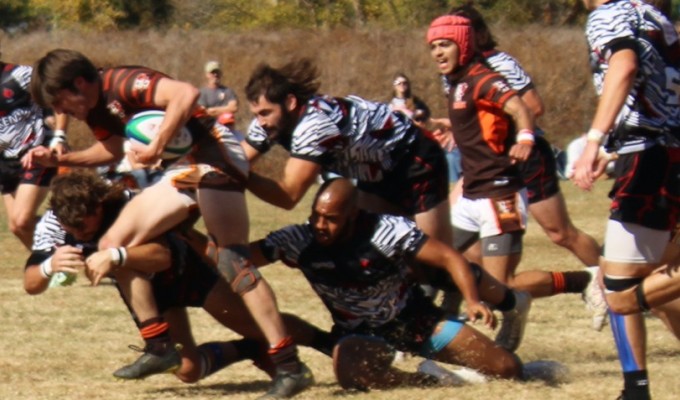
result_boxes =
[427,15,475,66]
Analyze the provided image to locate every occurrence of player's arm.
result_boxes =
[503,94,535,162]
[241,140,263,162]
[24,245,85,295]
[22,134,125,169]
[413,237,494,327]
[573,48,637,191]
[48,112,70,155]
[248,239,274,268]
[247,157,321,210]
[134,77,199,164]
[85,239,172,286]
[520,88,544,118]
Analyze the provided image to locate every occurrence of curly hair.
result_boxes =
[49,170,126,229]
[245,58,321,106]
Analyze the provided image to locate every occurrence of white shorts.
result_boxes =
[451,189,528,239]
[603,220,669,264]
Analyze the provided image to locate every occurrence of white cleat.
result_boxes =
[495,290,532,352]
[417,360,488,386]
[582,266,609,331]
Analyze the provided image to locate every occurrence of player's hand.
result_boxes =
[84,249,117,286]
[21,146,58,168]
[432,128,456,151]
[508,142,533,163]
[51,245,85,274]
[50,141,70,156]
[465,301,496,329]
[129,140,162,167]
[572,141,601,191]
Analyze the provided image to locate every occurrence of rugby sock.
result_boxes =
[493,288,517,312]
[623,370,650,400]
[551,271,590,294]
[268,336,302,374]
[309,328,335,357]
[139,317,171,355]
[196,340,263,379]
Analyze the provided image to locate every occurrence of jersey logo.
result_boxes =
[107,100,125,119]
[453,83,468,109]
[3,88,14,99]
[133,74,151,93]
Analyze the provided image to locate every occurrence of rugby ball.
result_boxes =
[125,110,193,159]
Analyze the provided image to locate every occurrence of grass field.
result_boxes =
[1,181,679,400]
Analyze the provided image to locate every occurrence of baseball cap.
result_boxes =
[205,61,221,73]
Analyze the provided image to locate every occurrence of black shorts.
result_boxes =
[0,157,56,194]
[517,135,560,204]
[330,287,443,355]
[117,235,220,323]
[608,145,680,231]
[358,131,449,215]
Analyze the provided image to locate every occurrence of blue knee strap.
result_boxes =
[420,318,464,358]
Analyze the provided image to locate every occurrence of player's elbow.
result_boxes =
[24,275,46,295]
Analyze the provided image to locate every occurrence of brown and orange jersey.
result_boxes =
[447,62,524,199]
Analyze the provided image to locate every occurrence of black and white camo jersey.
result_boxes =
[586,0,680,153]
[30,210,66,254]
[246,95,416,182]
[258,211,427,330]
[0,63,47,159]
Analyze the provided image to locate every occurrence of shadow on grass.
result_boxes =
[150,379,337,397]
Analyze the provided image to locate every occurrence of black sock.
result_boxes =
[623,370,650,400]
[494,289,517,312]
[269,337,302,374]
[309,329,335,357]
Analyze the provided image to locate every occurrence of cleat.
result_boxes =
[113,343,182,380]
[257,362,314,399]
[417,360,487,386]
[495,290,531,352]
[582,266,609,331]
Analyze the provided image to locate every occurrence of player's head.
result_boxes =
[246,58,320,140]
[427,15,475,74]
[449,4,496,52]
[50,171,125,241]
[31,48,100,120]
[310,177,358,246]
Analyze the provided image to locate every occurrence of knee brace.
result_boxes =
[603,276,643,292]
[217,245,262,295]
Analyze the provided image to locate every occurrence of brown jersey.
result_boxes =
[447,62,524,199]
[85,67,247,190]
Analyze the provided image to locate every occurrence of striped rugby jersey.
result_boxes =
[586,0,680,152]
[246,95,417,182]
[0,63,47,158]
[257,211,427,329]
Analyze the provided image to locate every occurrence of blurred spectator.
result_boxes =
[198,61,239,130]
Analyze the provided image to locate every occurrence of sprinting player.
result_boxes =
[573,1,680,399]
[0,58,68,249]
[248,178,529,391]
[447,3,607,330]
[242,58,452,248]
[23,49,312,398]
[24,171,323,388]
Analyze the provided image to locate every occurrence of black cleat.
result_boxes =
[257,363,315,399]
[113,343,182,380]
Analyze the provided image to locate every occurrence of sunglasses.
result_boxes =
[393,80,408,86]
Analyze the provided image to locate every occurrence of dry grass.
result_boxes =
[0,182,679,400]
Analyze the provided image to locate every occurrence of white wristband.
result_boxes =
[53,129,67,139]
[516,129,535,144]
[39,256,54,279]
[109,248,121,267]
[118,247,128,267]
[586,128,605,144]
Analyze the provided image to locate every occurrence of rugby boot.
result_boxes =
[582,266,609,331]
[257,362,314,399]
[494,290,531,352]
[113,343,182,380]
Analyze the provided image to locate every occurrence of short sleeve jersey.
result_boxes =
[257,211,427,329]
[484,50,535,95]
[585,0,680,152]
[0,63,46,158]
[198,85,237,108]
[246,95,417,182]
[446,63,524,199]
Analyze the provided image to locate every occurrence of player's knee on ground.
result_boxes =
[217,245,262,295]
[603,275,645,314]
[333,335,395,390]
[174,354,202,383]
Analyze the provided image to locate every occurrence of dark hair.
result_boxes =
[50,170,126,229]
[449,3,497,52]
[31,48,99,108]
[245,58,321,106]
[392,72,412,98]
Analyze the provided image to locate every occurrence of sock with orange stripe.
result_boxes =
[139,317,172,356]
[551,271,591,294]
[268,336,302,374]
